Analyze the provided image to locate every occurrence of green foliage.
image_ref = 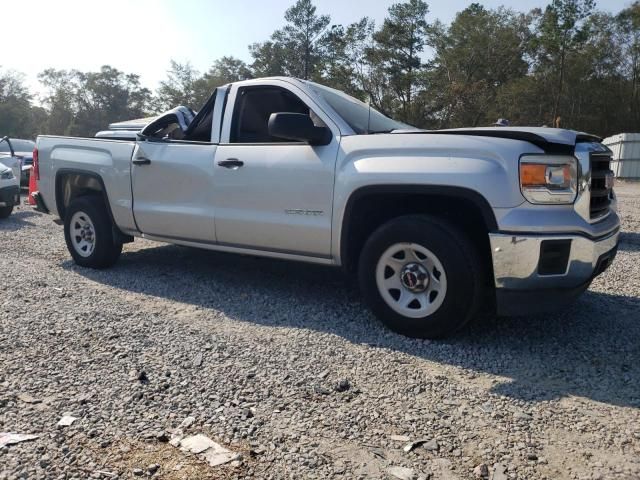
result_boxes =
[532,0,596,123]
[426,5,532,128]
[319,18,376,98]
[2,0,639,140]
[251,0,330,79]
[0,69,40,138]
[368,0,430,124]
[37,66,151,137]
[154,60,202,112]
[196,56,253,105]
[616,2,640,127]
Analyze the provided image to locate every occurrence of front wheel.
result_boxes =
[358,215,484,339]
[64,196,122,269]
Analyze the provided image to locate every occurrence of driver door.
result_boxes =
[212,81,340,258]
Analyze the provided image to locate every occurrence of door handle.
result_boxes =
[218,158,244,169]
[133,157,151,165]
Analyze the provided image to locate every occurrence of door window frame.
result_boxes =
[219,79,340,146]
[137,88,229,147]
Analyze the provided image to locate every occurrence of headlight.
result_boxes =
[0,170,14,180]
[519,155,577,204]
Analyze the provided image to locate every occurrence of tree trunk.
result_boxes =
[407,26,415,119]
[552,45,566,124]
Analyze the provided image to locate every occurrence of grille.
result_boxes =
[590,152,613,220]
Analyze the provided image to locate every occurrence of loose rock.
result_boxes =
[388,466,416,480]
[474,463,489,478]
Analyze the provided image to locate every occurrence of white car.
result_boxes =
[0,163,20,218]
[0,136,23,181]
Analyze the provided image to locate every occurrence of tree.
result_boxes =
[320,18,376,98]
[426,4,532,128]
[38,68,78,136]
[0,69,37,138]
[154,60,202,112]
[367,0,430,124]
[532,0,596,124]
[249,40,288,77]
[195,56,252,104]
[251,0,329,80]
[39,66,152,137]
[3,0,639,140]
[617,2,640,128]
[73,66,151,136]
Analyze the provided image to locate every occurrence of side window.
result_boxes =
[230,87,318,143]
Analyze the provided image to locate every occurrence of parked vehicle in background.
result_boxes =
[32,77,620,338]
[0,163,20,218]
[95,117,156,141]
[0,137,35,186]
[0,137,22,181]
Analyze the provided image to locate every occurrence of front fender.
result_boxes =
[331,133,536,264]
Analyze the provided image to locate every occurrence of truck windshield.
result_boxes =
[308,82,412,135]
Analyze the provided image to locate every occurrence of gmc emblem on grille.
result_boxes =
[605,172,615,190]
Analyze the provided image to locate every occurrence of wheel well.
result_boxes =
[340,188,496,282]
[55,171,107,221]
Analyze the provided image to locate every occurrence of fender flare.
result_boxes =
[339,184,498,267]
[54,168,117,224]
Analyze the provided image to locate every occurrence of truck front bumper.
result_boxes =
[0,185,20,207]
[490,228,619,316]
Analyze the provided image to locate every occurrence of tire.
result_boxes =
[0,206,13,219]
[64,196,122,268]
[358,214,484,339]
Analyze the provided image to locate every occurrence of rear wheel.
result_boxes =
[0,206,13,219]
[358,215,484,339]
[64,196,122,268]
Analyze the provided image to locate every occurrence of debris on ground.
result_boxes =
[474,463,489,478]
[0,432,40,447]
[388,465,417,480]
[16,393,41,404]
[56,414,77,427]
[173,433,239,467]
[403,438,429,452]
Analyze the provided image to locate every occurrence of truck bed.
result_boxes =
[36,136,137,232]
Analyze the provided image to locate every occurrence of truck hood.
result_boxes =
[397,127,601,153]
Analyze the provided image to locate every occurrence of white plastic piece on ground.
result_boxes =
[201,446,240,467]
[388,466,416,480]
[179,434,216,454]
[0,432,40,447]
[177,434,239,467]
[602,133,640,178]
[57,414,77,427]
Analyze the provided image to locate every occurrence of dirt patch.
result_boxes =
[85,439,245,479]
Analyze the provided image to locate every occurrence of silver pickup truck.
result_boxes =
[33,77,619,338]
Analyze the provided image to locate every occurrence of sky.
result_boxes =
[5,0,635,98]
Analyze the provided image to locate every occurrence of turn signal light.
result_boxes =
[519,155,577,204]
[520,164,547,187]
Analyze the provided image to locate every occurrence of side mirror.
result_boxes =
[268,113,331,145]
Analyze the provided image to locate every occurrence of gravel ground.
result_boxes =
[1,183,639,480]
